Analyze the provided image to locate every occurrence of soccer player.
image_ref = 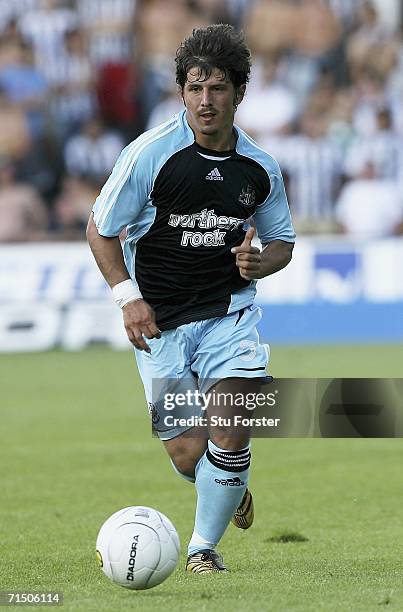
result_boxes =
[87,24,295,573]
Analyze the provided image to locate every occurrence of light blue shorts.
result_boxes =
[134,305,270,440]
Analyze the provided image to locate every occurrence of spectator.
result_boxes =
[225,0,251,29]
[0,1,39,34]
[0,156,48,242]
[0,39,58,200]
[347,1,398,80]
[0,41,48,141]
[145,85,183,130]
[97,61,140,137]
[293,0,342,56]
[351,67,388,136]
[245,0,341,56]
[236,52,298,139]
[0,0,400,239]
[52,174,100,239]
[45,27,96,141]
[326,0,365,31]
[345,106,403,180]
[386,40,403,135]
[18,0,77,67]
[0,23,25,70]
[327,87,356,150]
[77,0,137,66]
[274,50,321,109]
[77,1,141,134]
[136,0,208,118]
[64,117,124,182]
[263,108,343,223]
[0,87,31,161]
[335,161,403,238]
[191,0,234,25]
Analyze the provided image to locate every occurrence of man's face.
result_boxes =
[182,67,245,141]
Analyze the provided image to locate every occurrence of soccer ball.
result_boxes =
[96,506,180,590]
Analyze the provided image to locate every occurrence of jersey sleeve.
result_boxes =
[252,160,296,245]
[92,142,153,237]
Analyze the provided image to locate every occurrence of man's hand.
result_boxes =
[231,227,261,280]
[122,299,161,352]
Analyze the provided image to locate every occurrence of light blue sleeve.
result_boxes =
[252,161,296,245]
[92,141,153,237]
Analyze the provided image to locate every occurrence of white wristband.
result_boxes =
[112,279,143,308]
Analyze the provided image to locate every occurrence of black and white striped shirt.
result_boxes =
[344,130,403,181]
[64,131,124,180]
[0,0,39,32]
[76,0,136,64]
[18,6,77,63]
[263,134,343,220]
[41,50,96,125]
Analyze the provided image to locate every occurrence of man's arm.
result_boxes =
[258,238,293,278]
[86,214,130,286]
[231,227,293,280]
[86,214,160,352]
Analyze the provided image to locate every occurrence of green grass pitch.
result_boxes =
[1,345,403,611]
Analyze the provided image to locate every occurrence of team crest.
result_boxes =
[238,185,256,208]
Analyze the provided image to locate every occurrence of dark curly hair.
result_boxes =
[175,24,251,90]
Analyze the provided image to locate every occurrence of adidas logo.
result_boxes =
[205,167,223,181]
[214,476,245,486]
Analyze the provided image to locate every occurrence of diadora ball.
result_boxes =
[96,506,180,590]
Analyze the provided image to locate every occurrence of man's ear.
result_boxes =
[235,84,246,106]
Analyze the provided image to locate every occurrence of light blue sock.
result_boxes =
[188,440,250,556]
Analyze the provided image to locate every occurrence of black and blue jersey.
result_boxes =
[93,110,295,330]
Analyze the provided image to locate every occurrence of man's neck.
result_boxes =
[196,131,236,151]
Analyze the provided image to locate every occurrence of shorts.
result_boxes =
[134,304,270,440]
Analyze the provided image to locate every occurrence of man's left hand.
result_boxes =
[231,227,261,280]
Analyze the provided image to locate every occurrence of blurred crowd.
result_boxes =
[0,0,403,242]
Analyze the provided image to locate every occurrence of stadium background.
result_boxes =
[0,0,403,349]
[1,2,403,611]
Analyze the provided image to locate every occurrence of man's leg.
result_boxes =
[163,427,207,482]
[135,308,267,572]
[184,306,269,571]
[186,378,255,568]
[161,413,252,571]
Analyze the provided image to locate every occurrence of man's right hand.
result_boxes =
[122,299,161,352]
